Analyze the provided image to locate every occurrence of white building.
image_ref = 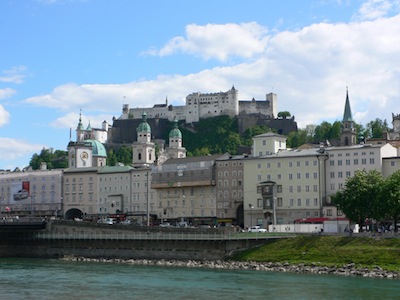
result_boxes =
[0,167,63,216]
[119,86,277,124]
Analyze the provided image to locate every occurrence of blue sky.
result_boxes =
[1,0,400,170]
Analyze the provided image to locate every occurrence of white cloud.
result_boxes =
[352,0,400,21]
[0,138,44,168]
[145,22,270,61]
[50,112,114,131]
[22,13,400,130]
[0,66,27,84]
[0,105,10,127]
[0,88,16,99]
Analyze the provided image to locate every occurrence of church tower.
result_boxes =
[340,87,357,146]
[165,118,186,159]
[68,112,107,168]
[132,112,155,167]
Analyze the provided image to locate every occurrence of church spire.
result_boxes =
[342,86,353,122]
[340,87,357,146]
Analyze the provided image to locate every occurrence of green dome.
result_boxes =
[84,140,107,157]
[169,128,182,138]
[169,119,182,138]
[137,112,151,133]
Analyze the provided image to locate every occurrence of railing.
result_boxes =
[33,230,292,241]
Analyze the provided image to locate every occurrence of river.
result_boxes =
[0,258,399,299]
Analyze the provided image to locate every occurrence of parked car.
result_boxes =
[248,226,267,233]
[97,218,114,225]
[13,189,29,201]
[120,219,131,225]
[159,222,172,227]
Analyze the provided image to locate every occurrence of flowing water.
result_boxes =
[0,258,399,300]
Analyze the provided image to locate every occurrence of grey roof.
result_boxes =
[253,132,286,138]
[245,148,327,160]
[98,165,134,174]
[161,154,225,165]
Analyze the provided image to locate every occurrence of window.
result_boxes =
[289,199,294,206]
[354,159,358,165]
[362,159,367,165]
[289,186,293,193]
[297,161,300,167]
[289,174,293,180]
[277,185,282,193]
[289,162,293,167]
[370,158,375,164]
[314,198,318,206]
[330,160,334,166]
[305,185,310,192]
[338,160,342,166]
[257,163,261,169]
[346,171,351,177]
[306,198,310,206]
[330,172,335,178]
[297,198,301,206]
[326,209,333,216]
[297,173,301,179]
[277,198,282,207]
[338,172,343,178]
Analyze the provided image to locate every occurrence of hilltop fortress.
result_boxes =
[108,86,297,145]
[120,86,277,123]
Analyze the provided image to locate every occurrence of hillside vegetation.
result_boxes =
[233,235,400,271]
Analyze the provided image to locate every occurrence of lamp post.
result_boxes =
[146,170,150,227]
[249,204,254,227]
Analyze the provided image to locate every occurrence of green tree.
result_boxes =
[382,170,400,231]
[286,129,308,148]
[365,118,390,139]
[107,148,117,166]
[277,111,291,119]
[313,121,332,142]
[29,148,68,170]
[332,169,384,230]
[116,145,132,165]
[241,125,275,146]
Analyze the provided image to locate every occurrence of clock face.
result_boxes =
[80,151,88,160]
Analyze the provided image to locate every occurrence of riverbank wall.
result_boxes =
[0,220,273,260]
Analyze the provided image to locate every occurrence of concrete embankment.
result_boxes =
[0,220,272,260]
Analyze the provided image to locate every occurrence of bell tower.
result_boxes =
[340,87,357,146]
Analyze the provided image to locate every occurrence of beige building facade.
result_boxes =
[243,148,327,227]
[151,155,221,225]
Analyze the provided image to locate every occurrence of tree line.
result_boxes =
[333,170,400,232]
[28,115,392,169]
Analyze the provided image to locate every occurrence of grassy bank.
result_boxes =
[232,235,400,271]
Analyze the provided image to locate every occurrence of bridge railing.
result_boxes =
[32,230,286,241]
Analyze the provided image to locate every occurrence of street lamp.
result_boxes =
[249,204,254,227]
